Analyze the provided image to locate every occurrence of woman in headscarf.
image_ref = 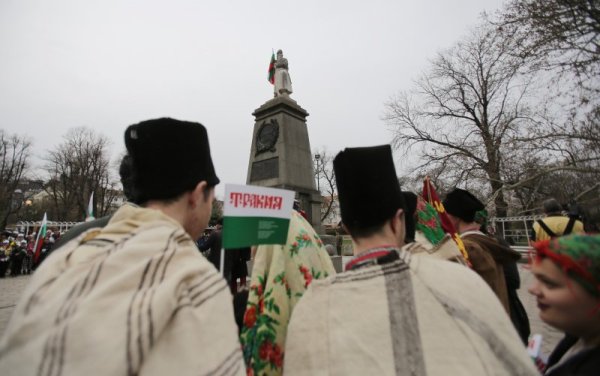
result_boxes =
[529,234,600,375]
[240,210,335,376]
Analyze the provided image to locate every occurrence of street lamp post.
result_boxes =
[24,199,32,222]
[315,153,321,192]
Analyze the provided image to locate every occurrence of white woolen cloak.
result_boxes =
[284,250,538,376]
[0,204,244,376]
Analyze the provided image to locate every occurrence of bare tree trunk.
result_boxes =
[0,131,31,230]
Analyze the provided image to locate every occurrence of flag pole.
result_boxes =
[219,248,225,276]
[86,192,95,221]
[424,175,432,203]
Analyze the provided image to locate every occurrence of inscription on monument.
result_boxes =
[250,157,279,181]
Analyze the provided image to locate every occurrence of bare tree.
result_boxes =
[209,198,223,226]
[495,0,600,158]
[384,26,540,217]
[489,1,600,218]
[313,149,338,223]
[501,97,600,216]
[497,0,600,81]
[44,128,118,221]
[0,130,31,230]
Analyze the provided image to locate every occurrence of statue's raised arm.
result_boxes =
[274,49,293,97]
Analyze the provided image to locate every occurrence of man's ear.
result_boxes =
[390,208,404,234]
[189,181,208,208]
[341,223,350,234]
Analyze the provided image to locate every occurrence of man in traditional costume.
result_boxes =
[284,145,537,375]
[0,118,245,376]
[401,191,467,264]
[443,188,521,313]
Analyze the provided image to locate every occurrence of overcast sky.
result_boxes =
[0,0,505,198]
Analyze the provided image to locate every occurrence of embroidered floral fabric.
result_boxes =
[415,195,446,245]
[240,211,335,376]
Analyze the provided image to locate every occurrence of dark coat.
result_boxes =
[546,335,600,376]
[461,232,521,313]
[504,261,531,344]
[493,235,531,344]
[199,229,235,280]
[230,247,250,280]
[201,230,221,266]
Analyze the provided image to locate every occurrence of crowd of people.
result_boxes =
[197,221,251,295]
[0,118,598,376]
[0,230,59,277]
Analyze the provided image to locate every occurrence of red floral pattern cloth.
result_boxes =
[240,211,335,376]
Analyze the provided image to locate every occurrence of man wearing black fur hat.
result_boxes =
[284,145,536,375]
[0,118,245,376]
[443,188,520,314]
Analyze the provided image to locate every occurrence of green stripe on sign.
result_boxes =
[222,216,290,249]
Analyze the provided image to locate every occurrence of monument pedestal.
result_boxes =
[246,96,322,233]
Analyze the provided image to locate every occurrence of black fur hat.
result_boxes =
[442,188,484,223]
[124,118,219,203]
[334,145,405,230]
[402,191,417,243]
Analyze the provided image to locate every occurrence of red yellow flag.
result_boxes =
[422,177,471,267]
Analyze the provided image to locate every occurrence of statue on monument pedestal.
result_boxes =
[274,49,293,97]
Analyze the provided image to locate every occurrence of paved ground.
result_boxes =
[0,266,563,357]
[0,275,31,336]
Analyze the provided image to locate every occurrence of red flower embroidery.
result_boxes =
[258,341,284,368]
[259,341,273,360]
[244,306,256,328]
[271,344,283,367]
[250,284,263,296]
[299,265,313,287]
[304,273,313,287]
[423,217,437,229]
[259,297,265,313]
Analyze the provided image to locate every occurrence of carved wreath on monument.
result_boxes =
[255,119,279,155]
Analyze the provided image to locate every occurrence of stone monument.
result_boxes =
[247,50,322,232]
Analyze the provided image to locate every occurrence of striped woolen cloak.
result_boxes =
[284,250,538,376]
[0,204,244,376]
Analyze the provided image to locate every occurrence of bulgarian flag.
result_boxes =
[33,212,47,263]
[222,184,294,249]
[422,177,471,267]
[267,50,276,84]
[86,192,94,221]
